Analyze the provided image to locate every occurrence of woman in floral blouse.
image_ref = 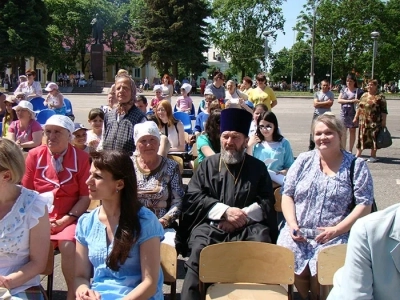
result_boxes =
[0,138,50,299]
[132,121,185,246]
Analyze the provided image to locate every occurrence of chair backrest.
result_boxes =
[43,243,55,275]
[30,97,46,113]
[199,241,294,285]
[160,243,177,284]
[43,243,55,300]
[36,109,56,125]
[317,244,347,285]
[173,112,192,133]
[190,103,196,116]
[63,98,73,115]
[168,155,184,175]
[192,142,198,157]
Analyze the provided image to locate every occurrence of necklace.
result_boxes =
[219,155,246,185]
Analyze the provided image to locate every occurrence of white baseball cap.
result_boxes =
[45,82,59,91]
[44,115,74,134]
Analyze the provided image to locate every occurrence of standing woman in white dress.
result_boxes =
[14,69,43,101]
[161,74,173,103]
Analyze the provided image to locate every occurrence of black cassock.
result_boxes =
[176,153,278,300]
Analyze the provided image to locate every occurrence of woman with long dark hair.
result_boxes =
[196,109,221,163]
[247,111,294,186]
[338,74,364,153]
[75,151,164,300]
[1,96,18,137]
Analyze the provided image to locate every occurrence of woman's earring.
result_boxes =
[116,189,119,193]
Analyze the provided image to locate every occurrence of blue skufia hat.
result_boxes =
[220,108,253,136]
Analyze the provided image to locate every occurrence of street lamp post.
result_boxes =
[309,1,318,93]
[371,31,380,79]
[262,31,273,73]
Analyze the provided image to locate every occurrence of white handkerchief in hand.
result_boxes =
[242,203,263,222]
[40,191,54,213]
[263,158,278,165]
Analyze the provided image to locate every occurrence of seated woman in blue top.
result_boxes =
[196,109,221,164]
[247,111,294,187]
[75,151,164,300]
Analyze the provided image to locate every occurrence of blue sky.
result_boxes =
[272,0,307,52]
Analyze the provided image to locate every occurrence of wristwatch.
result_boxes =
[67,212,79,218]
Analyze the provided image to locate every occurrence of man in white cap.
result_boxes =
[22,115,90,300]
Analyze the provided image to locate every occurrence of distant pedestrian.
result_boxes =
[308,80,334,150]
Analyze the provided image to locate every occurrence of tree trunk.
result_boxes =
[241,68,246,80]
[47,70,54,81]
[172,61,178,79]
[19,57,26,74]
[81,48,86,73]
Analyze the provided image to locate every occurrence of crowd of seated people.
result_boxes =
[0,70,383,300]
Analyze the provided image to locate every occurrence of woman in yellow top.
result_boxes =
[247,73,277,111]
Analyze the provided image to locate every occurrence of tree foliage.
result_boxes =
[44,0,137,76]
[209,0,285,79]
[134,0,211,78]
[291,0,397,84]
[0,0,50,73]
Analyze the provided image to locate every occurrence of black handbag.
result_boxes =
[349,158,377,213]
[376,127,392,149]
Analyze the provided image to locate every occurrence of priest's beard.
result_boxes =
[220,144,246,164]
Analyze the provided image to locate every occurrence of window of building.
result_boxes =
[133,68,141,78]
[35,69,43,82]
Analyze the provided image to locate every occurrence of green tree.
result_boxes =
[44,0,97,75]
[0,0,50,73]
[209,0,285,79]
[295,0,387,83]
[134,0,211,78]
[45,0,137,79]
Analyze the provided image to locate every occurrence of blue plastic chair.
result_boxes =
[63,98,73,116]
[36,109,56,125]
[174,103,196,120]
[0,122,2,136]
[189,103,196,120]
[30,97,47,113]
[173,112,193,134]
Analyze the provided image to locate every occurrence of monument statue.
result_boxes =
[91,14,104,44]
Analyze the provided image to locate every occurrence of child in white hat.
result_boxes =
[175,83,193,114]
[150,85,164,110]
[44,82,66,115]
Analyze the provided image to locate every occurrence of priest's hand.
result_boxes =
[224,207,247,229]
[218,220,236,233]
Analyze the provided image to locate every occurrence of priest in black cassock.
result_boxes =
[176,108,278,300]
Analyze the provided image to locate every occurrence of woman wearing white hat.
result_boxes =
[132,121,185,246]
[44,82,66,115]
[22,114,90,300]
[5,100,42,151]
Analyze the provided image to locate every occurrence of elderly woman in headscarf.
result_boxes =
[100,74,147,155]
[22,115,90,300]
[132,121,185,246]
